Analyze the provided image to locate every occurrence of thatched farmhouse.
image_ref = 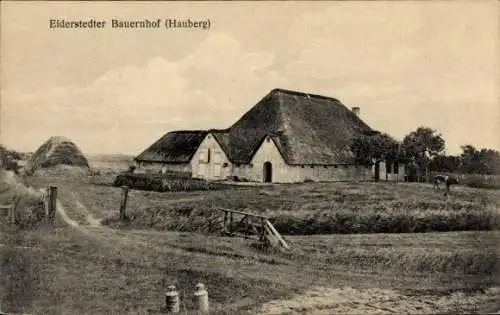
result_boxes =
[135,89,406,183]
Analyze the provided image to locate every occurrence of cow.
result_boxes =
[433,175,459,196]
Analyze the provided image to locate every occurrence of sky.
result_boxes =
[1,1,499,156]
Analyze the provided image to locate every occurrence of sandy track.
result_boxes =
[258,286,500,315]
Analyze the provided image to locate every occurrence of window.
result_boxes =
[198,149,208,163]
[394,161,399,174]
[313,166,320,177]
[386,161,392,173]
[323,165,328,169]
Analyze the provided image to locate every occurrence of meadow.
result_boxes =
[94,176,500,234]
[1,164,499,314]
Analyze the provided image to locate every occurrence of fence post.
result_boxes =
[120,186,129,220]
[9,203,16,225]
[47,186,57,224]
[230,212,233,234]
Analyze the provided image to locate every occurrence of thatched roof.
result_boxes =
[24,136,90,175]
[136,89,374,165]
[135,131,208,163]
[224,88,373,164]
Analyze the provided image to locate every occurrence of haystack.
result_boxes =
[24,136,90,176]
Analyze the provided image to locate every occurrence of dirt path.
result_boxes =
[258,286,500,315]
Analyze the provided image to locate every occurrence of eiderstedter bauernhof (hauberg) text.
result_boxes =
[49,18,211,30]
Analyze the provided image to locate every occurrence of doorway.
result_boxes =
[374,162,380,182]
[263,162,273,183]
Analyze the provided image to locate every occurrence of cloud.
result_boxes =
[1,32,287,154]
[281,3,499,153]
[2,2,498,155]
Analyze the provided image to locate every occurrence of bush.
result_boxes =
[269,208,500,235]
[113,173,228,192]
[462,175,500,189]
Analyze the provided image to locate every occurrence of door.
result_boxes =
[198,163,206,178]
[374,162,380,182]
[263,161,272,183]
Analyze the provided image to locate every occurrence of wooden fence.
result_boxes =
[0,186,58,225]
[0,202,16,224]
[216,208,289,249]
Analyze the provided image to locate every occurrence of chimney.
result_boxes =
[352,107,360,117]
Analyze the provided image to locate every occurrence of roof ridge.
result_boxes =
[167,130,207,134]
[270,88,340,103]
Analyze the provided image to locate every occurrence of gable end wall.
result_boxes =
[238,137,372,183]
[191,133,232,180]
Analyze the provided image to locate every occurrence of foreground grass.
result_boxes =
[1,224,498,314]
[0,226,298,314]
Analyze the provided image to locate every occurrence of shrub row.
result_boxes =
[270,209,500,235]
[113,173,228,192]
[102,202,500,235]
[431,172,500,190]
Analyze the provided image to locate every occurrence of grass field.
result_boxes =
[1,167,499,314]
[90,174,500,234]
[1,224,499,314]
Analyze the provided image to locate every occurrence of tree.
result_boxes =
[429,155,460,173]
[402,127,445,181]
[402,127,445,159]
[351,131,401,166]
[0,145,6,168]
[459,145,500,174]
[0,144,21,173]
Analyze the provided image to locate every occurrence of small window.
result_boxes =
[198,149,208,163]
[323,165,328,169]
[266,137,271,142]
